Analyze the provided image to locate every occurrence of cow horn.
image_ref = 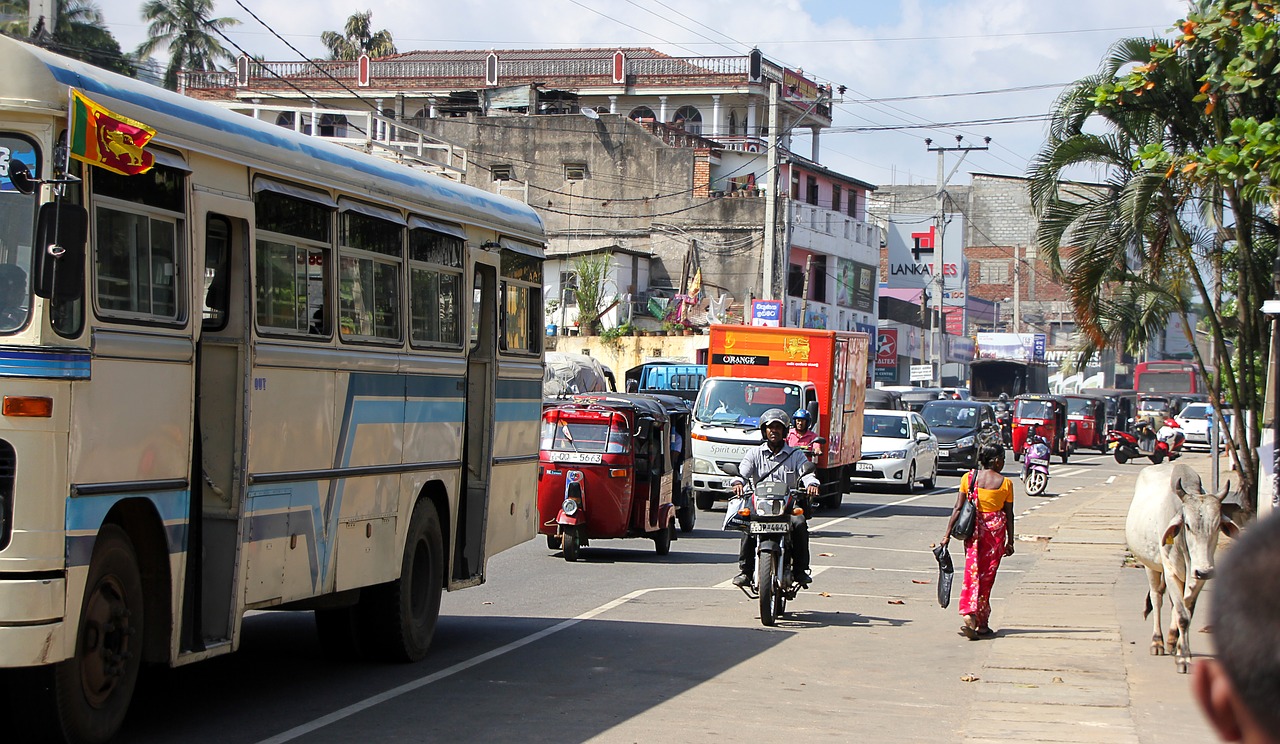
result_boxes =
[1214,480,1232,502]
[1174,475,1189,499]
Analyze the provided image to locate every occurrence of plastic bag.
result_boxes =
[933,543,954,608]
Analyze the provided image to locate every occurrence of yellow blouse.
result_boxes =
[960,471,1013,513]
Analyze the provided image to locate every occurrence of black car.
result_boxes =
[918,400,1003,471]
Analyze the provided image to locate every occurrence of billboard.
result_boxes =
[750,299,783,327]
[974,332,1047,362]
[836,258,877,313]
[884,214,966,309]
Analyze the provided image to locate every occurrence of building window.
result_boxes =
[558,270,578,306]
[670,105,702,134]
[628,106,656,121]
[787,263,804,298]
[979,260,1009,284]
[811,255,827,302]
[806,176,818,206]
[831,184,841,213]
[564,163,588,181]
[491,164,514,181]
[791,172,800,199]
[848,190,858,218]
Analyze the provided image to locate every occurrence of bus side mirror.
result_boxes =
[33,202,87,301]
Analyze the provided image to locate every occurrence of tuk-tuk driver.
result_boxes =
[730,409,820,589]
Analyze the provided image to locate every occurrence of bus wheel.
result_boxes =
[365,499,443,662]
[54,524,144,744]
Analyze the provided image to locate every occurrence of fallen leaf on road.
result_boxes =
[1052,676,1064,684]
[483,601,493,605]
[1200,625,1213,634]
[960,674,979,682]
[1015,684,1040,689]
[1017,534,1052,542]
[887,599,904,605]
[911,579,930,585]
[818,552,834,557]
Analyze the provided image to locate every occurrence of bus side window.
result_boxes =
[203,215,231,332]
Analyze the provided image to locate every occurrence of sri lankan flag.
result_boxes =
[68,89,156,176]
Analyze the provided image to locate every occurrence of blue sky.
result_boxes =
[87,0,1189,188]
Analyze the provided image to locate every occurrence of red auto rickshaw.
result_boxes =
[537,394,680,560]
[1065,394,1108,454]
[1012,394,1071,464]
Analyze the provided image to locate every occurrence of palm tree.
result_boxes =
[321,10,395,61]
[0,0,134,75]
[135,0,239,91]
[1029,34,1275,504]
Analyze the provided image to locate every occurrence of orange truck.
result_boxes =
[690,324,870,511]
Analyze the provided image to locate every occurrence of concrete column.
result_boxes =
[711,94,721,137]
[747,101,758,137]
[608,95,617,114]
[810,125,820,162]
[658,96,668,123]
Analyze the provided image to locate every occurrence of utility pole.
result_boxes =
[762,82,780,301]
[926,135,989,385]
[800,254,813,327]
[1013,245,1021,333]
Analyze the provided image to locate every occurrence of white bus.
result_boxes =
[0,36,545,743]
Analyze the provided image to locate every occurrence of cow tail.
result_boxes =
[1143,593,1153,619]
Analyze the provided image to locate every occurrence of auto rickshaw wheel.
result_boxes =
[545,534,560,551]
[1114,450,1129,465]
[562,531,581,561]
[677,505,696,533]
[653,524,673,556]
[1150,451,1165,465]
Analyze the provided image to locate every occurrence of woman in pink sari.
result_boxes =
[941,444,1015,639]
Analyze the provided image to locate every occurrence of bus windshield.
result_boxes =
[0,133,38,333]
[694,378,801,426]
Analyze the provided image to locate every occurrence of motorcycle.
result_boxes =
[1108,418,1182,464]
[721,461,813,627]
[994,402,1013,447]
[1021,432,1051,496]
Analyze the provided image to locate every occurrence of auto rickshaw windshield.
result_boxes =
[1139,398,1170,414]
[1016,399,1053,419]
[1067,398,1093,416]
[540,416,629,453]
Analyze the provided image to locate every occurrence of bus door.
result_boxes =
[185,199,253,654]
[455,257,497,583]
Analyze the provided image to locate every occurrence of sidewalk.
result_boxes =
[957,457,1224,744]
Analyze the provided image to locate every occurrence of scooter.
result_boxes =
[1021,432,1051,496]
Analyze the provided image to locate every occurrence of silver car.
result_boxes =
[850,411,939,493]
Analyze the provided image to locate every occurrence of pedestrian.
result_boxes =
[940,443,1014,639]
[1193,510,1280,743]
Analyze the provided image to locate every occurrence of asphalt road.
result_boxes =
[111,448,1155,743]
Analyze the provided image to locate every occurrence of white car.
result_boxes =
[850,410,939,493]
[1175,403,1229,449]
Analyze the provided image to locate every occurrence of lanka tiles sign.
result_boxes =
[885,213,965,307]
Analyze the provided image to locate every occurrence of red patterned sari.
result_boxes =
[959,508,1008,628]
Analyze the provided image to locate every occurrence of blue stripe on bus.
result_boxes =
[496,378,541,400]
[65,490,190,567]
[496,400,541,422]
[0,348,91,379]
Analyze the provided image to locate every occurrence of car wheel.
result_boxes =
[923,462,937,489]
[901,463,916,494]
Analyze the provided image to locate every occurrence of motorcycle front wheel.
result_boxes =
[1025,470,1048,496]
[758,554,777,627]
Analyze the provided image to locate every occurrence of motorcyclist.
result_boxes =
[1157,418,1186,451]
[787,408,823,456]
[730,408,820,589]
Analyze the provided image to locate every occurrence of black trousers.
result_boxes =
[738,515,809,576]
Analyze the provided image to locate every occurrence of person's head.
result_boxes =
[759,408,789,449]
[978,443,1005,471]
[1194,511,1280,743]
[791,408,811,433]
[0,263,26,306]
[998,392,1009,403]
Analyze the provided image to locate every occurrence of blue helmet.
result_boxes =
[792,408,811,426]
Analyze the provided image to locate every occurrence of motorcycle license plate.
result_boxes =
[856,461,874,471]
[750,522,788,534]
[1028,457,1048,467]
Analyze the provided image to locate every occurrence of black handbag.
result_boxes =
[933,543,954,608]
[949,471,978,540]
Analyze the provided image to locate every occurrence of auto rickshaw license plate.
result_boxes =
[750,522,788,534]
[549,451,605,464]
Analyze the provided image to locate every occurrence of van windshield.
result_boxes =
[694,379,801,426]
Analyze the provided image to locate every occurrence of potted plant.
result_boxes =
[570,252,617,338]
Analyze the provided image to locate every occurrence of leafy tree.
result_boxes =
[1031,2,1280,507]
[321,10,395,61]
[135,0,239,91]
[1,0,135,75]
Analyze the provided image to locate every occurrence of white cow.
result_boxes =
[1125,462,1241,673]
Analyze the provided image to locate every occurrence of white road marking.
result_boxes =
[256,586,720,743]
[1106,475,1117,485]
[818,564,1023,575]
[1053,467,1090,478]
[811,541,931,554]
[816,491,939,532]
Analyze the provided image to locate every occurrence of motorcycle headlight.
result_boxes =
[692,458,714,474]
[754,497,784,517]
[955,435,975,449]
[561,498,580,516]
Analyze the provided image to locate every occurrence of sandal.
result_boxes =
[959,625,979,640]
[976,627,996,638]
